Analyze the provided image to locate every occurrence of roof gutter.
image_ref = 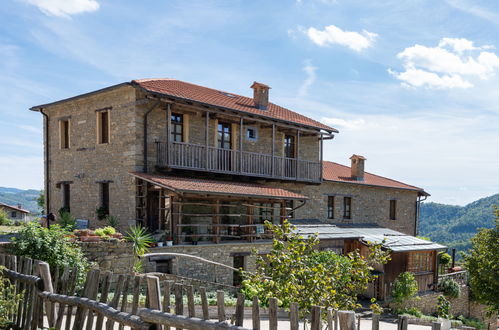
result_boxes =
[415,194,428,236]
[39,108,50,215]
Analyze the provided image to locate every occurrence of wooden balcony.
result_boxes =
[156,141,322,182]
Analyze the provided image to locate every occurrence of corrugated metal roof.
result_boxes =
[293,222,446,252]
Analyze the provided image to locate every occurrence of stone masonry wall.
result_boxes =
[269,181,419,235]
[44,85,142,231]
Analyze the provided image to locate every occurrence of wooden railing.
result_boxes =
[438,270,468,286]
[156,142,322,182]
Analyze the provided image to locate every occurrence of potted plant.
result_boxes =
[166,236,173,246]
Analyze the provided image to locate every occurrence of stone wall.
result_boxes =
[398,286,496,324]
[270,181,419,235]
[143,242,272,286]
[44,84,142,231]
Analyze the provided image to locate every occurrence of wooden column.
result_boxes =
[205,112,210,169]
[320,133,323,182]
[280,201,286,225]
[247,204,254,242]
[296,129,300,180]
[239,117,243,173]
[271,124,275,176]
[213,200,220,244]
[166,104,172,165]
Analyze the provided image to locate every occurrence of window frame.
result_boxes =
[11,211,17,218]
[343,197,352,219]
[100,182,110,216]
[59,119,70,149]
[217,122,232,149]
[96,110,111,144]
[171,113,184,142]
[245,126,258,142]
[327,196,335,219]
[389,199,397,220]
[284,135,296,158]
[62,183,71,213]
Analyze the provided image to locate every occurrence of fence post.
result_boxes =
[397,315,408,330]
[253,296,261,330]
[217,290,225,322]
[327,308,333,330]
[338,311,356,330]
[269,297,278,330]
[290,302,299,330]
[200,287,209,320]
[311,305,322,330]
[174,283,183,330]
[235,293,245,326]
[186,285,195,317]
[372,314,380,330]
[39,262,55,328]
[146,275,163,310]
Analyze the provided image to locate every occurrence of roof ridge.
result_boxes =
[322,160,425,192]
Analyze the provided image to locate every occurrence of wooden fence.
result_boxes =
[0,253,464,330]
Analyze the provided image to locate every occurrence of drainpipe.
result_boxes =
[415,194,428,236]
[40,109,50,215]
[143,101,160,173]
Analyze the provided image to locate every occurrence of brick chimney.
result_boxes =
[350,154,366,181]
[250,82,270,110]
[17,204,22,209]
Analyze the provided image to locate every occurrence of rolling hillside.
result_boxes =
[0,187,41,214]
[419,194,499,257]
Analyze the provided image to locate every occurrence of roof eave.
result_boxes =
[322,178,426,194]
[131,81,338,134]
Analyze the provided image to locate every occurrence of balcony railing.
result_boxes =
[156,141,322,182]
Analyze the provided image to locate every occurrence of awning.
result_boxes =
[130,172,307,200]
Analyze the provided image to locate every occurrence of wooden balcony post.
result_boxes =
[296,129,300,180]
[271,124,275,176]
[320,133,324,182]
[205,112,209,170]
[239,117,243,173]
[166,104,172,165]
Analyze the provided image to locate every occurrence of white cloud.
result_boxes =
[321,117,366,130]
[390,37,499,89]
[306,25,377,52]
[24,0,99,18]
[298,60,317,97]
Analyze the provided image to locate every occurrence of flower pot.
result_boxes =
[157,242,164,247]
[166,241,173,247]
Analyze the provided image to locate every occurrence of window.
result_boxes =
[97,110,110,144]
[246,127,258,141]
[100,182,110,216]
[171,113,184,142]
[327,196,335,219]
[343,197,352,219]
[284,135,296,158]
[390,199,397,220]
[285,200,294,219]
[233,255,245,286]
[11,211,17,218]
[217,122,232,149]
[408,252,432,273]
[59,119,70,149]
[62,183,71,212]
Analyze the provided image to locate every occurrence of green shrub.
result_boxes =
[10,222,90,285]
[439,277,460,298]
[58,210,76,230]
[0,266,24,328]
[94,228,106,237]
[106,215,119,229]
[438,252,452,266]
[457,315,486,330]
[392,272,419,304]
[102,226,116,236]
[0,209,12,226]
[437,295,451,319]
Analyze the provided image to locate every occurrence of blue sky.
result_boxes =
[1,0,498,205]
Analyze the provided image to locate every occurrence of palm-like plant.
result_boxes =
[125,225,153,256]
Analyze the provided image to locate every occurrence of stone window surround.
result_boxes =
[96,107,112,145]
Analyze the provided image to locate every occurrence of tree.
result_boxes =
[241,221,390,314]
[463,206,499,314]
[36,190,45,213]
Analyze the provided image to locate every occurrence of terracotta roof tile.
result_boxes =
[132,79,336,132]
[0,202,30,214]
[322,161,429,195]
[130,172,307,200]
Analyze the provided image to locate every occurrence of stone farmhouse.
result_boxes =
[30,79,444,298]
[0,202,30,222]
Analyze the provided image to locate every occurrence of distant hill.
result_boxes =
[419,194,499,257]
[0,187,41,214]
